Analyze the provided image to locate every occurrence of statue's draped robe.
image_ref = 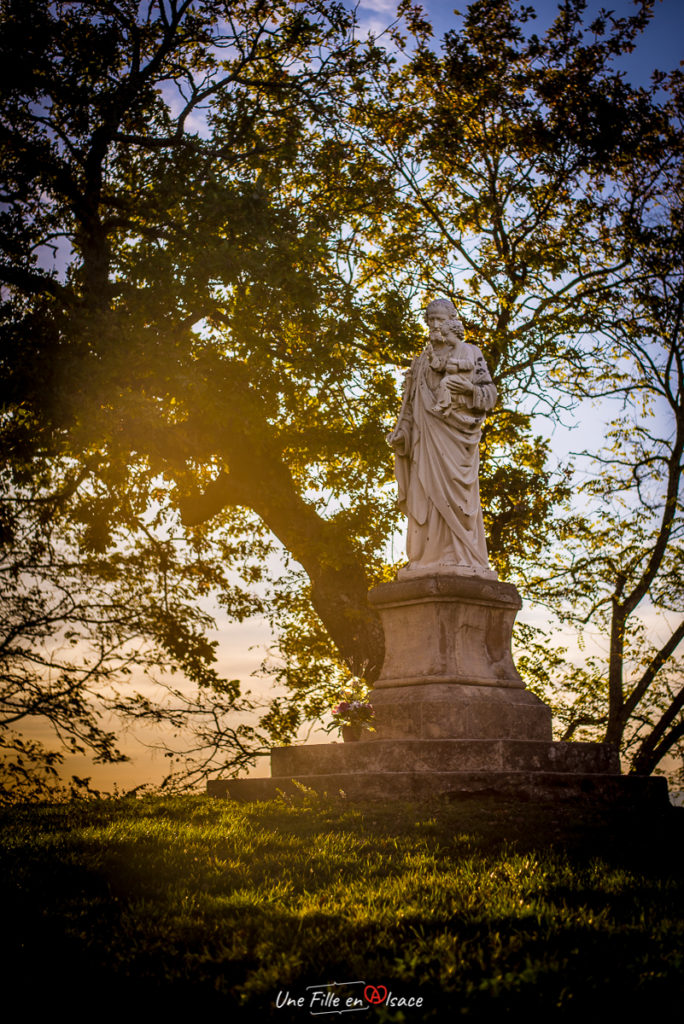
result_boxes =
[391,342,497,573]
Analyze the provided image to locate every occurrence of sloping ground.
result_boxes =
[2,792,682,1019]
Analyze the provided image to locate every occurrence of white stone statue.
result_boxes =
[388,298,497,579]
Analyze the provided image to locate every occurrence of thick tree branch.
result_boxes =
[631,687,684,775]
[623,618,684,720]
[0,264,73,304]
[179,471,248,525]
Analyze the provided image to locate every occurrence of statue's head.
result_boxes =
[425,299,464,344]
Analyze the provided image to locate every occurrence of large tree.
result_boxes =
[0,0,420,787]
[1,0,681,786]
[0,0,424,666]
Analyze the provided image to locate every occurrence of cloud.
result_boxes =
[359,0,397,13]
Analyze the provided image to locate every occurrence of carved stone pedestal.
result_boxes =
[208,575,668,807]
[366,575,551,742]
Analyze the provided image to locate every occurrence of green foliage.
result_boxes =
[0,469,273,793]
[0,731,103,805]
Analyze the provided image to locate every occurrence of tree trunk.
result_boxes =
[604,601,627,748]
[179,436,386,682]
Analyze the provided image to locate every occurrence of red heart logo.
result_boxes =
[364,985,388,1005]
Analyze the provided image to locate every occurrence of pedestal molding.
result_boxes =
[373,673,526,688]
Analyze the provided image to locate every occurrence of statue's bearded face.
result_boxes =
[427,309,464,345]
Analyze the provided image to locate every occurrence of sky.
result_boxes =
[359,0,683,83]
[21,0,684,796]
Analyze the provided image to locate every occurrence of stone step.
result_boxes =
[207,770,668,806]
[270,739,619,778]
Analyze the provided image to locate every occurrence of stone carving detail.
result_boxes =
[388,298,497,579]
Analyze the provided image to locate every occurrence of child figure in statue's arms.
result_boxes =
[432,353,476,415]
[429,318,475,417]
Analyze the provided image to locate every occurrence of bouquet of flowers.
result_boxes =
[325,698,375,736]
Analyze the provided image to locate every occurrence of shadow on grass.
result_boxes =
[2,794,682,1018]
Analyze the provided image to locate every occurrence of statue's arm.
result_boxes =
[387,359,417,455]
[469,349,497,411]
[388,423,411,455]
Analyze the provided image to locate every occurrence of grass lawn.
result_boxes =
[2,789,682,1019]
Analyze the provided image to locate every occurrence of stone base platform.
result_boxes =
[207,573,670,809]
[207,770,668,806]
[270,738,618,776]
[207,736,669,807]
